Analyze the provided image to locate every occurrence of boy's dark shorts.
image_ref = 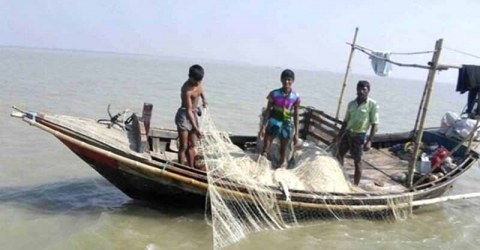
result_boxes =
[175,108,199,131]
[339,132,366,162]
[266,120,293,139]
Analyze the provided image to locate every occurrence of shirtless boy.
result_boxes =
[175,64,208,168]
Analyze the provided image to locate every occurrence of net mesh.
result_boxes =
[197,109,413,249]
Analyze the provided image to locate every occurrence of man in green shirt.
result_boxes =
[335,80,379,185]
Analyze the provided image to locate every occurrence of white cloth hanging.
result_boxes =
[370,51,393,77]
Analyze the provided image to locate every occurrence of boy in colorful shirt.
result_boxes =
[259,69,301,168]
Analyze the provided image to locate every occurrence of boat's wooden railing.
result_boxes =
[300,107,344,145]
[148,128,179,156]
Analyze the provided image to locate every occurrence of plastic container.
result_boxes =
[416,153,431,174]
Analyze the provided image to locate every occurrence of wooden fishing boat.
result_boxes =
[10,34,480,219]
[10,103,480,219]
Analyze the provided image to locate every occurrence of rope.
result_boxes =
[162,161,168,171]
[348,43,434,55]
[391,51,435,56]
[353,45,431,70]
[97,107,131,131]
[444,46,480,60]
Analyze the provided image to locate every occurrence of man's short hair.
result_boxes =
[357,80,370,90]
[281,69,295,80]
[189,64,204,82]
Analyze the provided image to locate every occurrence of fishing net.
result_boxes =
[197,109,412,249]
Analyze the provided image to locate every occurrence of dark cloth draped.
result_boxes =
[457,65,480,115]
[456,65,480,93]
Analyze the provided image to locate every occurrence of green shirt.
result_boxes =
[344,98,379,134]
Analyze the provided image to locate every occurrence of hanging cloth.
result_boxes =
[369,51,393,77]
[456,65,480,93]
[456,65,480,116]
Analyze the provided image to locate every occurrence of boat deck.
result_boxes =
[149,133,409,193]
[343,148,408,193]
[148,127,478,194]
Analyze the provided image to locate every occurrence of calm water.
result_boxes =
[1,48,480,250]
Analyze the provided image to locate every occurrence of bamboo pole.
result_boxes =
[335,27,359,120]
[436,63,461,70]
[411,192,480,206]
[407,39,444,188]
[416,63,461,135]
[412,77,430,136]
[465,98,480,157]
[466,127,477,157]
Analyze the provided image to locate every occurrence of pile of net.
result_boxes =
[197,109,412,249]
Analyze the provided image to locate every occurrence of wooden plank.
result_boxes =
[301,109,312,139]
[309,112,341,131]
[307,129,334,145]
[309,121,338,137]
[311,118,341,132]
[169,139,179,152]
[152,137,169,153]
[152,138,160,153]
[311,109,344,125]
[309,113,323,124]
[309,119,340,137]
[131,113,148,153]
[149,128,178,139]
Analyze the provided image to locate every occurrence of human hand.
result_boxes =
[364,140,372,151]
[194,128,203,138]
[258,127,266,140]
[202,100,208,108]
[293,135,299,146]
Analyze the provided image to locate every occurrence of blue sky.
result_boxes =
[2,0,480,82]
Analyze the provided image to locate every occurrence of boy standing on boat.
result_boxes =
[175,64,208,168]
[259,69,301,168]
[335,80,379,185]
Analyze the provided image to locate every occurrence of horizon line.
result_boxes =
[0,45,454,85]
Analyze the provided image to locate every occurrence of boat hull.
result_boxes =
[59,136,463,220]
[61,139,207,205]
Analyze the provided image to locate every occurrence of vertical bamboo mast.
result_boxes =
[335,27,359,120]
[407,39,444,188]
[465,97,480,157]
[412,78,429,135]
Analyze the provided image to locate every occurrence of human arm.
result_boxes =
[258,101,273,139]
[293,104,300,145]
[364,102,379,151]
[364,124,378,151]
[200,86,208,108]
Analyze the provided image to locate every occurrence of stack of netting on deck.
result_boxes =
[198,109,413,249]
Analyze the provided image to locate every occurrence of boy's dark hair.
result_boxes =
[357,80,370,90]
[188,64,204,82]
[281,69,295,80]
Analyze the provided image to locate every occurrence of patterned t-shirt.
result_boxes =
[267,88,301,123]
